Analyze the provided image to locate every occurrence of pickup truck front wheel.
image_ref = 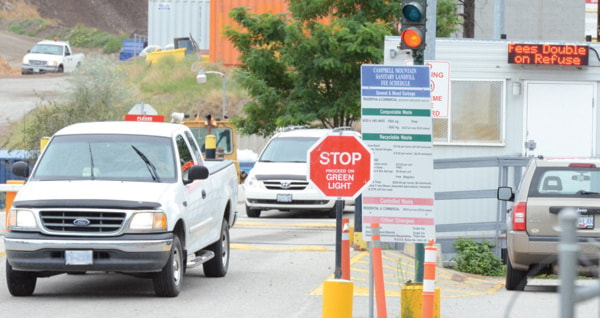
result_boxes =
[203,220,230,277]
[6,260,37,296]
[153,235,183,297]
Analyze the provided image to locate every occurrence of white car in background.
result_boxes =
[244,126,357,218]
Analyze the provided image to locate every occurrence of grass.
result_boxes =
[122,56,249,121]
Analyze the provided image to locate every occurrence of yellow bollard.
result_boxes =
[351,229,367,251]
[322,279,353,318]
[205,134,216,159]
[401,285,441,318]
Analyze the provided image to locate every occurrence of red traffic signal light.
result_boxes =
[400,0,427,51]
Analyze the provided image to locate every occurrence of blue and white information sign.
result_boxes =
[360,64,435,243]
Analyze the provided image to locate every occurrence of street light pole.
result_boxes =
[195,66,227,120]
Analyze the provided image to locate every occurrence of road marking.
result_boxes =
[231,243,329,252]
[236,221,334,229]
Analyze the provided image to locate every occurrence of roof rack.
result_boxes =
[332,126,354,132]
[280,125,309,132]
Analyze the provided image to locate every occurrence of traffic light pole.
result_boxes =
[412,49,425,284]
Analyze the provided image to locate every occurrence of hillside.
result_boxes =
[1,0,148,35]
[0,0,148,74]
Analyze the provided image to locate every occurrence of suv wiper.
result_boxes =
[576,190,600,195]
[131,145,160,182]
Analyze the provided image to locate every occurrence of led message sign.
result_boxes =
[507,43,589,66]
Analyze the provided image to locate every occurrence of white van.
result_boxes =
[244,127,357,218]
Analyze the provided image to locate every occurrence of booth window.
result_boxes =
[433,79,505,145]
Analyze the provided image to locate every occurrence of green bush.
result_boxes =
[65,24,124,54]
[451,237,504,276]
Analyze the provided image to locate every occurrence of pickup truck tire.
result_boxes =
[153,235,183,297]
[505,256,527,291]
[6,260,37,296]
[246,205,261,218]
[203,220,230,277]
[57,65,64,73]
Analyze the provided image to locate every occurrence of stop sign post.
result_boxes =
[308,132,373,280]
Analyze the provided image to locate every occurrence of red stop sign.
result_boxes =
[308,133,373,198]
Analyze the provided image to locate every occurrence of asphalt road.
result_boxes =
[0,30,70,135]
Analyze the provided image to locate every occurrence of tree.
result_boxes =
[437,0,463,37]
[225,1,399,137]
[226,0,463,136]
[457,0,475,38]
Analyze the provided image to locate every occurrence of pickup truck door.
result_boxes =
[63,45,76,72]
[176,134,214,252]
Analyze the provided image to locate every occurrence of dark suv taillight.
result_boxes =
[512,202,527,231]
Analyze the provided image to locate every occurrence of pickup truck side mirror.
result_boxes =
[188,165,209,181]
[497,186,514,202]
[12,161,30,178]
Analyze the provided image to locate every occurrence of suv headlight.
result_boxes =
[7,209,38,231]
[129,212,167,232]
[244,175,260,189]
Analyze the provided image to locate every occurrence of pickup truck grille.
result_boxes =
[263,180,308,190]
[29,60,47,66]
[39,211,126,233]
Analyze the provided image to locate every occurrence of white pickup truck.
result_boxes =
[21,40,84,74]
[3,121,238,297]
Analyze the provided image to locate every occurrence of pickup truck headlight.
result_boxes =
[7,209,38,231]
[129,212,167,232]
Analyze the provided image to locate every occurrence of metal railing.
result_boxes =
[433,156,531,256]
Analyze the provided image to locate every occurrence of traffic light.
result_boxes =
[400,0,427,51]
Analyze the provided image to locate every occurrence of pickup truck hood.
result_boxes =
[251,162,307,177]
[15,180,171,204]
[24,53,61,63]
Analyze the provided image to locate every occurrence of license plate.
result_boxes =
[65,250,93,265]
[277,193,292,202]
[33,68,39,73]
[578,215,594,229]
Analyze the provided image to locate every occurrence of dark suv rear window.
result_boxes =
[528,167,600,197]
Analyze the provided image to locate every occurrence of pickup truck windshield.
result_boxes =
[259,137,319,163]
[30,44,63,55]
[32,134,176,182]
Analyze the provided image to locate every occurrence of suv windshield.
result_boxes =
[259,137,319,163]
[32,134,176,182]
[529,167,600,197]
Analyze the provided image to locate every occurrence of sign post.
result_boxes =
[360,64,435,285]
[311,132,373,318]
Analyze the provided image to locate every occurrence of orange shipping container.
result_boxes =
[209,0,289,67]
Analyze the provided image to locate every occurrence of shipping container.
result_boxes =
[209,0,289,66]
[148,0,211,50]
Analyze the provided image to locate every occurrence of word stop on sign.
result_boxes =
[319,152,362,165]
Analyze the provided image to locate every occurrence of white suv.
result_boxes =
[244,127,355,218]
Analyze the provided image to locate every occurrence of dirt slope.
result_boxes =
[24,0,148,35]
[0,0,149,74]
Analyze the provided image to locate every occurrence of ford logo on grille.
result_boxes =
[73,218,91,227]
